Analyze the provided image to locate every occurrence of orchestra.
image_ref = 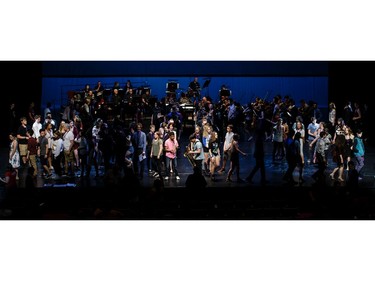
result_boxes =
[61,77,345,186]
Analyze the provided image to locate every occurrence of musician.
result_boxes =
[123,88,137,121]
[188,77,201,103]
[94,81,104,99]
[112,88,121,117]
[125,80,133,94]
[178,92,191,104]
[85,90,94,101]
[112,81,120,90]
[166,105,183,140]
[125,87,135,105]
[151,101,165,130]
[219,84,231,98]
[83,84,91,97]
[188,134,205,174]
[140,88,152,115]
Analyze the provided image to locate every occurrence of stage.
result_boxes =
[1,134,375,219]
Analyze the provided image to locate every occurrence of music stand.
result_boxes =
[202,79,211,97]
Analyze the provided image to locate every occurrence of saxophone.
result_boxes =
[184,145,196,167]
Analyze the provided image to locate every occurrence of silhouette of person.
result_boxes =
[246,133,267,185]
[185,166,207,189]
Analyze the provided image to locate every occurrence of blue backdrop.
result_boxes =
[42,76,328,111]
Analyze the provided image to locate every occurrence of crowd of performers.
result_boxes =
[3,78,368,188]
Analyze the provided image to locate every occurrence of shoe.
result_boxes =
[338,177,345,182]
[164,176,169,180]
[176,176,180,180]
[329,173,335,180]
[359,177,363,181]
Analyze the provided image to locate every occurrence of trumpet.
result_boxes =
[184,145,196,168]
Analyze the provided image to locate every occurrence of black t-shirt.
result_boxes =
[17,125,28,145]
[209,140,220,156]
[189,81,200,91]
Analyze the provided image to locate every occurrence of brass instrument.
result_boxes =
[184,145,196,167]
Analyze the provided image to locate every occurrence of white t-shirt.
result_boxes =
[63,130,74,151]
[32,121,42,138]
[224,131,234,151]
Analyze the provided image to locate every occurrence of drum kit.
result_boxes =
[165,80,202,104]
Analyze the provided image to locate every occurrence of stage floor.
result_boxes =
[1,134,375,219]
[5,137,375,189]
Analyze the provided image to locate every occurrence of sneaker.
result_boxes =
[164,176,169,180]
[176,176,180,180]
